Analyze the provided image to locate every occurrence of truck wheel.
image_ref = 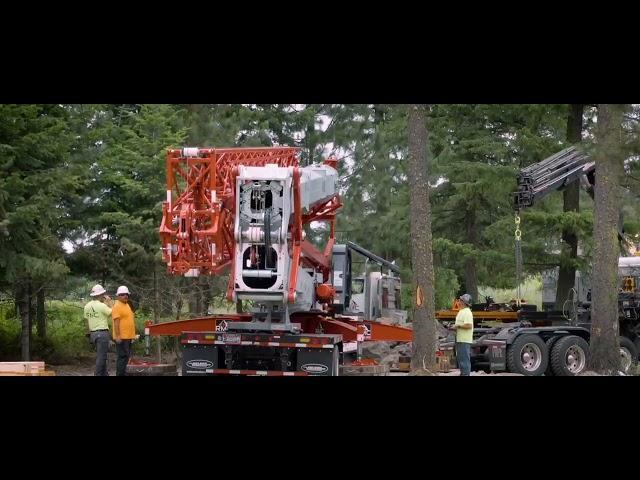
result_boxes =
[506,334,548,376]
[545,337,561,376]
[619,337,638,374]
[550,335,589,376]
[481,348,492,373]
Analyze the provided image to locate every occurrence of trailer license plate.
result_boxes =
[222,333,241,344]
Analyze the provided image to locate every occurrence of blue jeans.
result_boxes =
[456,342,471,376]
[90,330,110,376]
[116,340,132,376]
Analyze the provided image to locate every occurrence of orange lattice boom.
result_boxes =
[159,147,300,275]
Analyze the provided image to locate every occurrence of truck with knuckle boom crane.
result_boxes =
[436,146,640,376]
[145,147,411,376]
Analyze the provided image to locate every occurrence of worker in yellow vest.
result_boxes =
[449,293,474,376]
[84,284,114,376]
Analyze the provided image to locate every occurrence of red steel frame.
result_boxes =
[159,147,342,303]
[159,147,300,276]
[146,313,412,343]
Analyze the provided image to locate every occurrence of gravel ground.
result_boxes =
[47,361,617,377]
[51,358,529,377]
[50,354,177,376]
[388,369,523,376]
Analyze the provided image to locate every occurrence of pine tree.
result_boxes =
[589,104,628,374]
[66,104,188,314]
[0,104,76,359]
[407,105,437,373]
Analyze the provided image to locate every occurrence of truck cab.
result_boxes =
[349,272,407,324]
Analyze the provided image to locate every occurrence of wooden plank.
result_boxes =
[0,362,46,373]
[0,370,55,376]
[0,361,45,367]
[0,361,45,366]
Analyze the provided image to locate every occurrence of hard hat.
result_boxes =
[459,293,472,305]
[116,285,131,295]
[90,284,107,297]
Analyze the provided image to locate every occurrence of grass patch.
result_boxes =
[0,300,162,363]
[479,276,542,310]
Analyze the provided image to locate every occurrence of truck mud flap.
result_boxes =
[297,346,339,376]
[483,339,507,372]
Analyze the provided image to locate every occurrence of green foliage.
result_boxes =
[0,104,76,287]
[327,104,598,296]
[0,300,87,362]
[0,299,158,362]
[428,104,573,290]
[43,301,89,361]
[434,267,461,310]
[0,302,20,360]
[480,276,543,311]
[66,104,189,314]
[2,103,639,365]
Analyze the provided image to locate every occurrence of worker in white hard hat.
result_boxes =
[83,284,114,376]
[111,285,136,376]
[448,293,474,376]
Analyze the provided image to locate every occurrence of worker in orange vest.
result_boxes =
[111,286,137,376]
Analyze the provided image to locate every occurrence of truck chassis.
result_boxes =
[438,315,638,376]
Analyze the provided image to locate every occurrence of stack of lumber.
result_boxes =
[0,361,56,376]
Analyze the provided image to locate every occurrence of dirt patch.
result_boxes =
[438,369,523,376]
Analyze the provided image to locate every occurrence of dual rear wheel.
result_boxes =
[506,334,637,376]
